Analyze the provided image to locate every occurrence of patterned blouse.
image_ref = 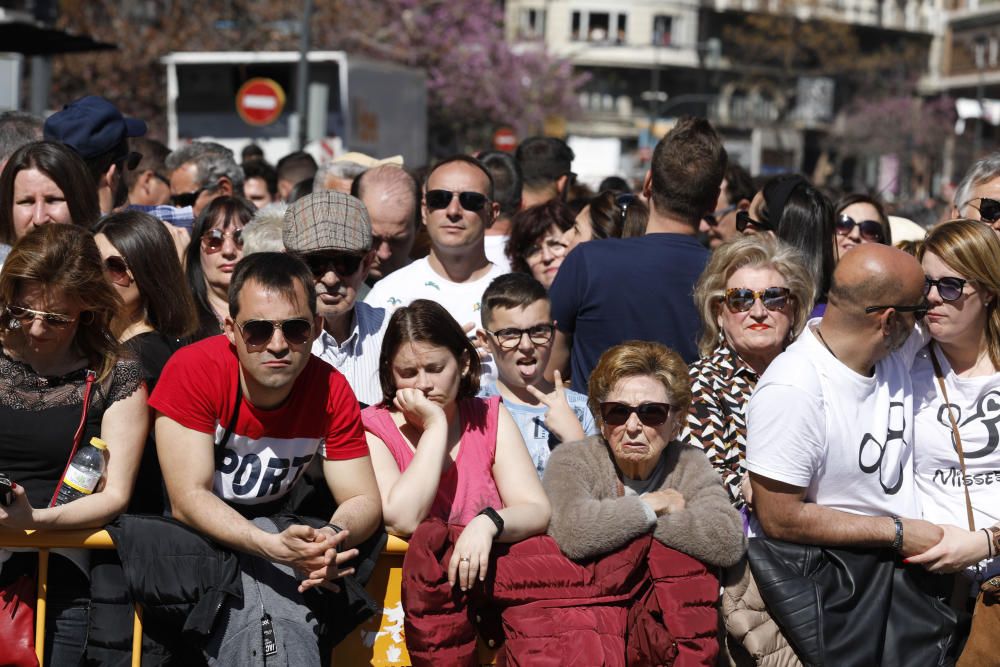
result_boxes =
[679,342,759,509]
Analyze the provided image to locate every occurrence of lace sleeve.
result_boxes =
[105,357,144,405]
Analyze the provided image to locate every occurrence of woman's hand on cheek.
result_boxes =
[394,388,447,431]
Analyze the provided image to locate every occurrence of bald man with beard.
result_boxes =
[743,244,958,664]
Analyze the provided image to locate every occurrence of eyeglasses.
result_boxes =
[723,287,791,313]
[599,401,673,427]
[103,255,132,287]
[703,204,737,227]
[236,318,313,351]
[5,304,77,328]
[736,210,773,232]
[963,197,1000,223]
[201,228,244,253]
[152,172,171,187]
[171,186,210,208]
[303,253,365,279]
[526,238,569,260]
[616,193,637,222]
[864,303,929,320]
[924,276,967,302]
[486,324,556,350]
[836,214,885,243]
[425,189,490,212]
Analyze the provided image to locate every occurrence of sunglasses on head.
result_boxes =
[836,214,885,243]
[924,276,967,302]
[5,304,77,328]
[486,324,555,350]
[600,401,673,427]
[616,193,637,222]
[237,318,313,351]
[864,303,929,321]
[201,227,244,252]
[103,255,132,287]
[303,253,365,279]
[425,189,489,212]
[724,287,791,313]
[703,204,737,227]
[736,210,773,232]
[964,197,1000,223]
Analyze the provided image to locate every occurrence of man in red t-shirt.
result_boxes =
[150,252,381,662]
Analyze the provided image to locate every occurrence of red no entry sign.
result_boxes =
[493,127,517,152]
[236,78,286,126]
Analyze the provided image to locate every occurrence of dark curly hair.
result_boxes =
[506,200,575,274]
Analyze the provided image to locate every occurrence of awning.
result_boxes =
[0,18,114,56]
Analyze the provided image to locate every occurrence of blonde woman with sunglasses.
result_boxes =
[0,224,147,665]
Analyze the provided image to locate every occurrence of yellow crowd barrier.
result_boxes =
[0,529,142,667]
[0,531,494,667]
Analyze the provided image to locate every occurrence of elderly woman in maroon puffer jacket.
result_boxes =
[543,341,747,663]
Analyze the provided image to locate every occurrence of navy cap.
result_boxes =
[43,96,147,161]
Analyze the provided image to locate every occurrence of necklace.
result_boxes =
[813,326,839,360]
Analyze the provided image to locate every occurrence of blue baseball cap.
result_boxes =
[43,95,147,161]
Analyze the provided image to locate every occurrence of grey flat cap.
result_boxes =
[283,190,372,254]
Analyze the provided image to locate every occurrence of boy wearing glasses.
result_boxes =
[478,273,597,476]
[150,252,381,665]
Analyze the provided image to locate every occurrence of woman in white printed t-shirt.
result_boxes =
[908,219,1000,585]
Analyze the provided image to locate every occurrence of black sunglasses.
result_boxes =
[304,253,365,279]
[486,324,555,350]
[864,303,929,320]
[704,204,737,227]
[172,185,212,208]
[736,210,773,232]
[964,197,1000,223]
[425,189,489,212]
[836,214,885,243]
[724,287,791,313]
[600,401,673,427]
[924,276,967,302]
[237,318,313,351]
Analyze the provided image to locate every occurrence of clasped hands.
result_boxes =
[266,524,358,594]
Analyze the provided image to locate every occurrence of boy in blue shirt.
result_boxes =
[478,273,597,476]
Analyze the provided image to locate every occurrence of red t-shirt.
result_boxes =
[149,335,367,506]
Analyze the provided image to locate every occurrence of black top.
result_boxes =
[123,331,181,514]
[0,349,143,509]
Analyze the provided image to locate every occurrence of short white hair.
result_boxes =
[241,203,288,255]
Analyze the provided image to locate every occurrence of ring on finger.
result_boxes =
[460,556,471,563]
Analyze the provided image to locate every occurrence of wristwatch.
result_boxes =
[477,507,504,539]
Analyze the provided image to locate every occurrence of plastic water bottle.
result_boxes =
[55,437,108,506]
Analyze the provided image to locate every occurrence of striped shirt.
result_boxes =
[311,301,388,407]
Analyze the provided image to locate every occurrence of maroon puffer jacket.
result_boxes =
[401,518,720,666]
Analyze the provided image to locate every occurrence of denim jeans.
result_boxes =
[44,601,89,667]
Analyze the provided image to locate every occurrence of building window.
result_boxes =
[588,12,610,42]
[571,10,627,44]
[653,15,673,47]
[572,11,582,41]
[617,14,627,44]
[518,8,546,41]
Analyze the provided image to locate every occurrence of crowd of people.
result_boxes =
[0,94,998,666]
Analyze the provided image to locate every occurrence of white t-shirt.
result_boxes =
[483,234,512,274]
[746,319,927,518]
[364,256,508,383]
[912,346,1000,530]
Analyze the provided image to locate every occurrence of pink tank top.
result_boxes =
[362,396,504,526]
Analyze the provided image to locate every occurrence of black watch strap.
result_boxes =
[477,507,504,539]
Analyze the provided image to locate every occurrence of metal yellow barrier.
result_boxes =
[0,529,143,667]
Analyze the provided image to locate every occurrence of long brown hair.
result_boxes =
[0,225,122,381]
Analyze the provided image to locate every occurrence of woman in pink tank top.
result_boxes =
[362,300,550,591]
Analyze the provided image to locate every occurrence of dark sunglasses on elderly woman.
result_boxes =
[724,287,791,313]
[836,214,885,243]
[964,197,1000,223]
[425,189,489,212]
[599,402,672,427]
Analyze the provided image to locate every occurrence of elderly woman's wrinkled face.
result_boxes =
[600,375,680,472]
[718,265,793,363]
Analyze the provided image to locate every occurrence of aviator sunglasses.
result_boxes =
[600,402,673,427]
[723,287,791,313]
[201,228,244,253]
[425,189,490,212]
[836,214,885,243]
[5,304,77,328]
[237,318,312,351]
[963,197,1000,223]
[103,255,132,287]
[924,276,967,302]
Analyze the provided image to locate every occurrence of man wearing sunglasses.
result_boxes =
[283,190,388,406]
[365,155,506,380]
[699,163,754,249]
[150,252,381,663]
[745,245,960,660]
[165,141,243,217]
[953,153,1000,235]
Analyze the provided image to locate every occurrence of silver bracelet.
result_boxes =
[891,516,904,552]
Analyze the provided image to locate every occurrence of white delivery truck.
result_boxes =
[161,51,427,166]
